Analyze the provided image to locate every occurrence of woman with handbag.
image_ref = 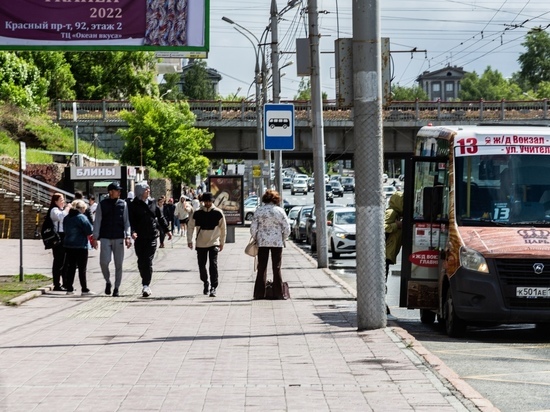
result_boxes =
[49,192,71,291]
[250,190,291,300]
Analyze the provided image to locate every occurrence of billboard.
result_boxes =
[208,175,243,226]
[0,0,209,51]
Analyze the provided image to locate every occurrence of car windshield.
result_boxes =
[288,208,300,219]
[334,211,356,225]
[454,151,550,226]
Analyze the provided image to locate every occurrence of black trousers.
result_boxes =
[134,238,157,286]
[196,246,219,289]
[254,247,283,299]
[63,248,89,292]
[51,233,66,288]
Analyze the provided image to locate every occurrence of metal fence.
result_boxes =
[55,99,550,123]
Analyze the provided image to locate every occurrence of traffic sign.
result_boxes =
[264,103,295,150]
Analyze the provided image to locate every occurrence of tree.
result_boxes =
[16,51,75,101]
[459,66,524,101]
[0,52,49,112]
[390,84,428,101]
[518,29,550,91]
[160,73,185,101]
[182,61,216,100]
[64,51,158,99]
[119,96,213,183]
[293,78,328,100]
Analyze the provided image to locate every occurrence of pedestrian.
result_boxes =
[164,197,177,235]
[175,195,192,236]
[187,192,226,297]
[62,199,94,295]
[157,195,167,248]
[74,191,94,225]
[384,191,404,315]
[250,189,291,300]
[128,182,172,298]
[88,196,97,222]
[91,182,132,297]
[48,192,71,291]
[191,195,200,211]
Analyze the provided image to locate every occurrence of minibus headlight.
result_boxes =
[459,246,489,273]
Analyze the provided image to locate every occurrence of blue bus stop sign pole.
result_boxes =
[264,103,295,150]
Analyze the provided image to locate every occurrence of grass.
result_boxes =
[0,274,51,305]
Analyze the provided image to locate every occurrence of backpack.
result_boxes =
[41,210,61,250]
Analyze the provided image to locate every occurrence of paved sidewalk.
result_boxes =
[0,228,482,411]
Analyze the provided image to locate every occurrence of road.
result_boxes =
[284,186,550,412]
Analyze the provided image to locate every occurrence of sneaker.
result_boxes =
[112,288,119,297]
[53,286,66,292]
[66,291,75,295]
[81,290,96,296]
[105,283,112,295]
[209,287,216,297]
[203,283,209,295]
[142,285,152,297]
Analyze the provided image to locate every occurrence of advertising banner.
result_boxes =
[208,175,243,226]
[0,0,209,51]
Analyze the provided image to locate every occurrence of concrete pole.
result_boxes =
[270,0,283,200]
[255,62,265,196]
[354,0,386,329]
[309,0,328,268]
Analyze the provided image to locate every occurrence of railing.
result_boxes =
[54,99,550,123]
[0,165,74,209]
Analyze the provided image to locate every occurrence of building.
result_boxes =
[416,66,467,101]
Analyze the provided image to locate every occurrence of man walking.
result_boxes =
[128,182,172,298]
[187,192,226,297]
[91,182,132,297]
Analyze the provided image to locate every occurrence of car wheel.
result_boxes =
[245,212,254,221]
[444,288,467,337]
[291,190,295,195]
[330,198,334,203]
[330,240,340,258]
[420,309,436,324]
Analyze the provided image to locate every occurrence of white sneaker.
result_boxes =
[142,285,152,297]
[66,291,75,295]
[81,291,96,296]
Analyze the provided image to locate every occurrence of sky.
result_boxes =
[203,0,550,101]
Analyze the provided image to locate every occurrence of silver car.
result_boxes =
[326,207,356,258]
[291,178,308,195]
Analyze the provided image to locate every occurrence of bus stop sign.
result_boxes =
[264,103,295,150]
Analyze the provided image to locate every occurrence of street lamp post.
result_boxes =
[160,89,172,99]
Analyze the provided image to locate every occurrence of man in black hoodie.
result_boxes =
[129,182,172,297]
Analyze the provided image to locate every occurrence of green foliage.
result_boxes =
[0,52,49,112]
[64,51,159,99]
[293,78,328,100]
[119,96,213,183]
[459,67,524,101]
[0,274,52,305]
[390,84,429,101]
[159,73,185,101]
[182,61,216,100]
[518,29,550,91]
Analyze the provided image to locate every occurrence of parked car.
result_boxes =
[382,173,388,183]
[287,206,302,239]
[307,203,343,251]
[293,205,314,242]
[327,207,356,258]
[330,180,344,197]
[283,177,293,189]
[244,197,260,221]
[307,178,315,192]
[340,177,355,193]
[291,178,308,195]
[294,173,309,180]
[325,183,334,203]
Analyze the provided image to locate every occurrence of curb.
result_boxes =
[7,285,52,306]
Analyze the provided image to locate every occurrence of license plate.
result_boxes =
[516,287,550,298]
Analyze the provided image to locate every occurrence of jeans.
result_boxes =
[63,248,89,292]
[134,237,157,286]
[196,246,219,289]
[51,233,66,288]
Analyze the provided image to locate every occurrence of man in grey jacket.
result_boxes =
[187,192,226,297]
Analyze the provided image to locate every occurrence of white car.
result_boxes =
[244,197,260,221]
[291,178,308,195]
[326,207,356,258]
[383,185,397,198]
[382,173,388,183]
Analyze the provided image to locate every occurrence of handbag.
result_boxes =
[265,280,290,300]
[244,236,258,257]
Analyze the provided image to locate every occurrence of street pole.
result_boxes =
[354,0,386,330]
[270,0,283,199]
[309,0,328,268]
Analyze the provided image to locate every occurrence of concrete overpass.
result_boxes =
[55,99,550,160]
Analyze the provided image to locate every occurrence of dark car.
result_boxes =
[325,184,334,203]
[293,205,313,243]
[307,178,315,192]
[340,177,355,193]
[330,180,344,197]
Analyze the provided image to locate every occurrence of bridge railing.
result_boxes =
[54,99,550,123]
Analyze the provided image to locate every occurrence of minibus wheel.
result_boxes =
[444,289,467,337]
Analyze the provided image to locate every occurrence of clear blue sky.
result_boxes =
[205,0,549,100]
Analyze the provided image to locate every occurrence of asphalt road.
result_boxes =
[284,188,550,412]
